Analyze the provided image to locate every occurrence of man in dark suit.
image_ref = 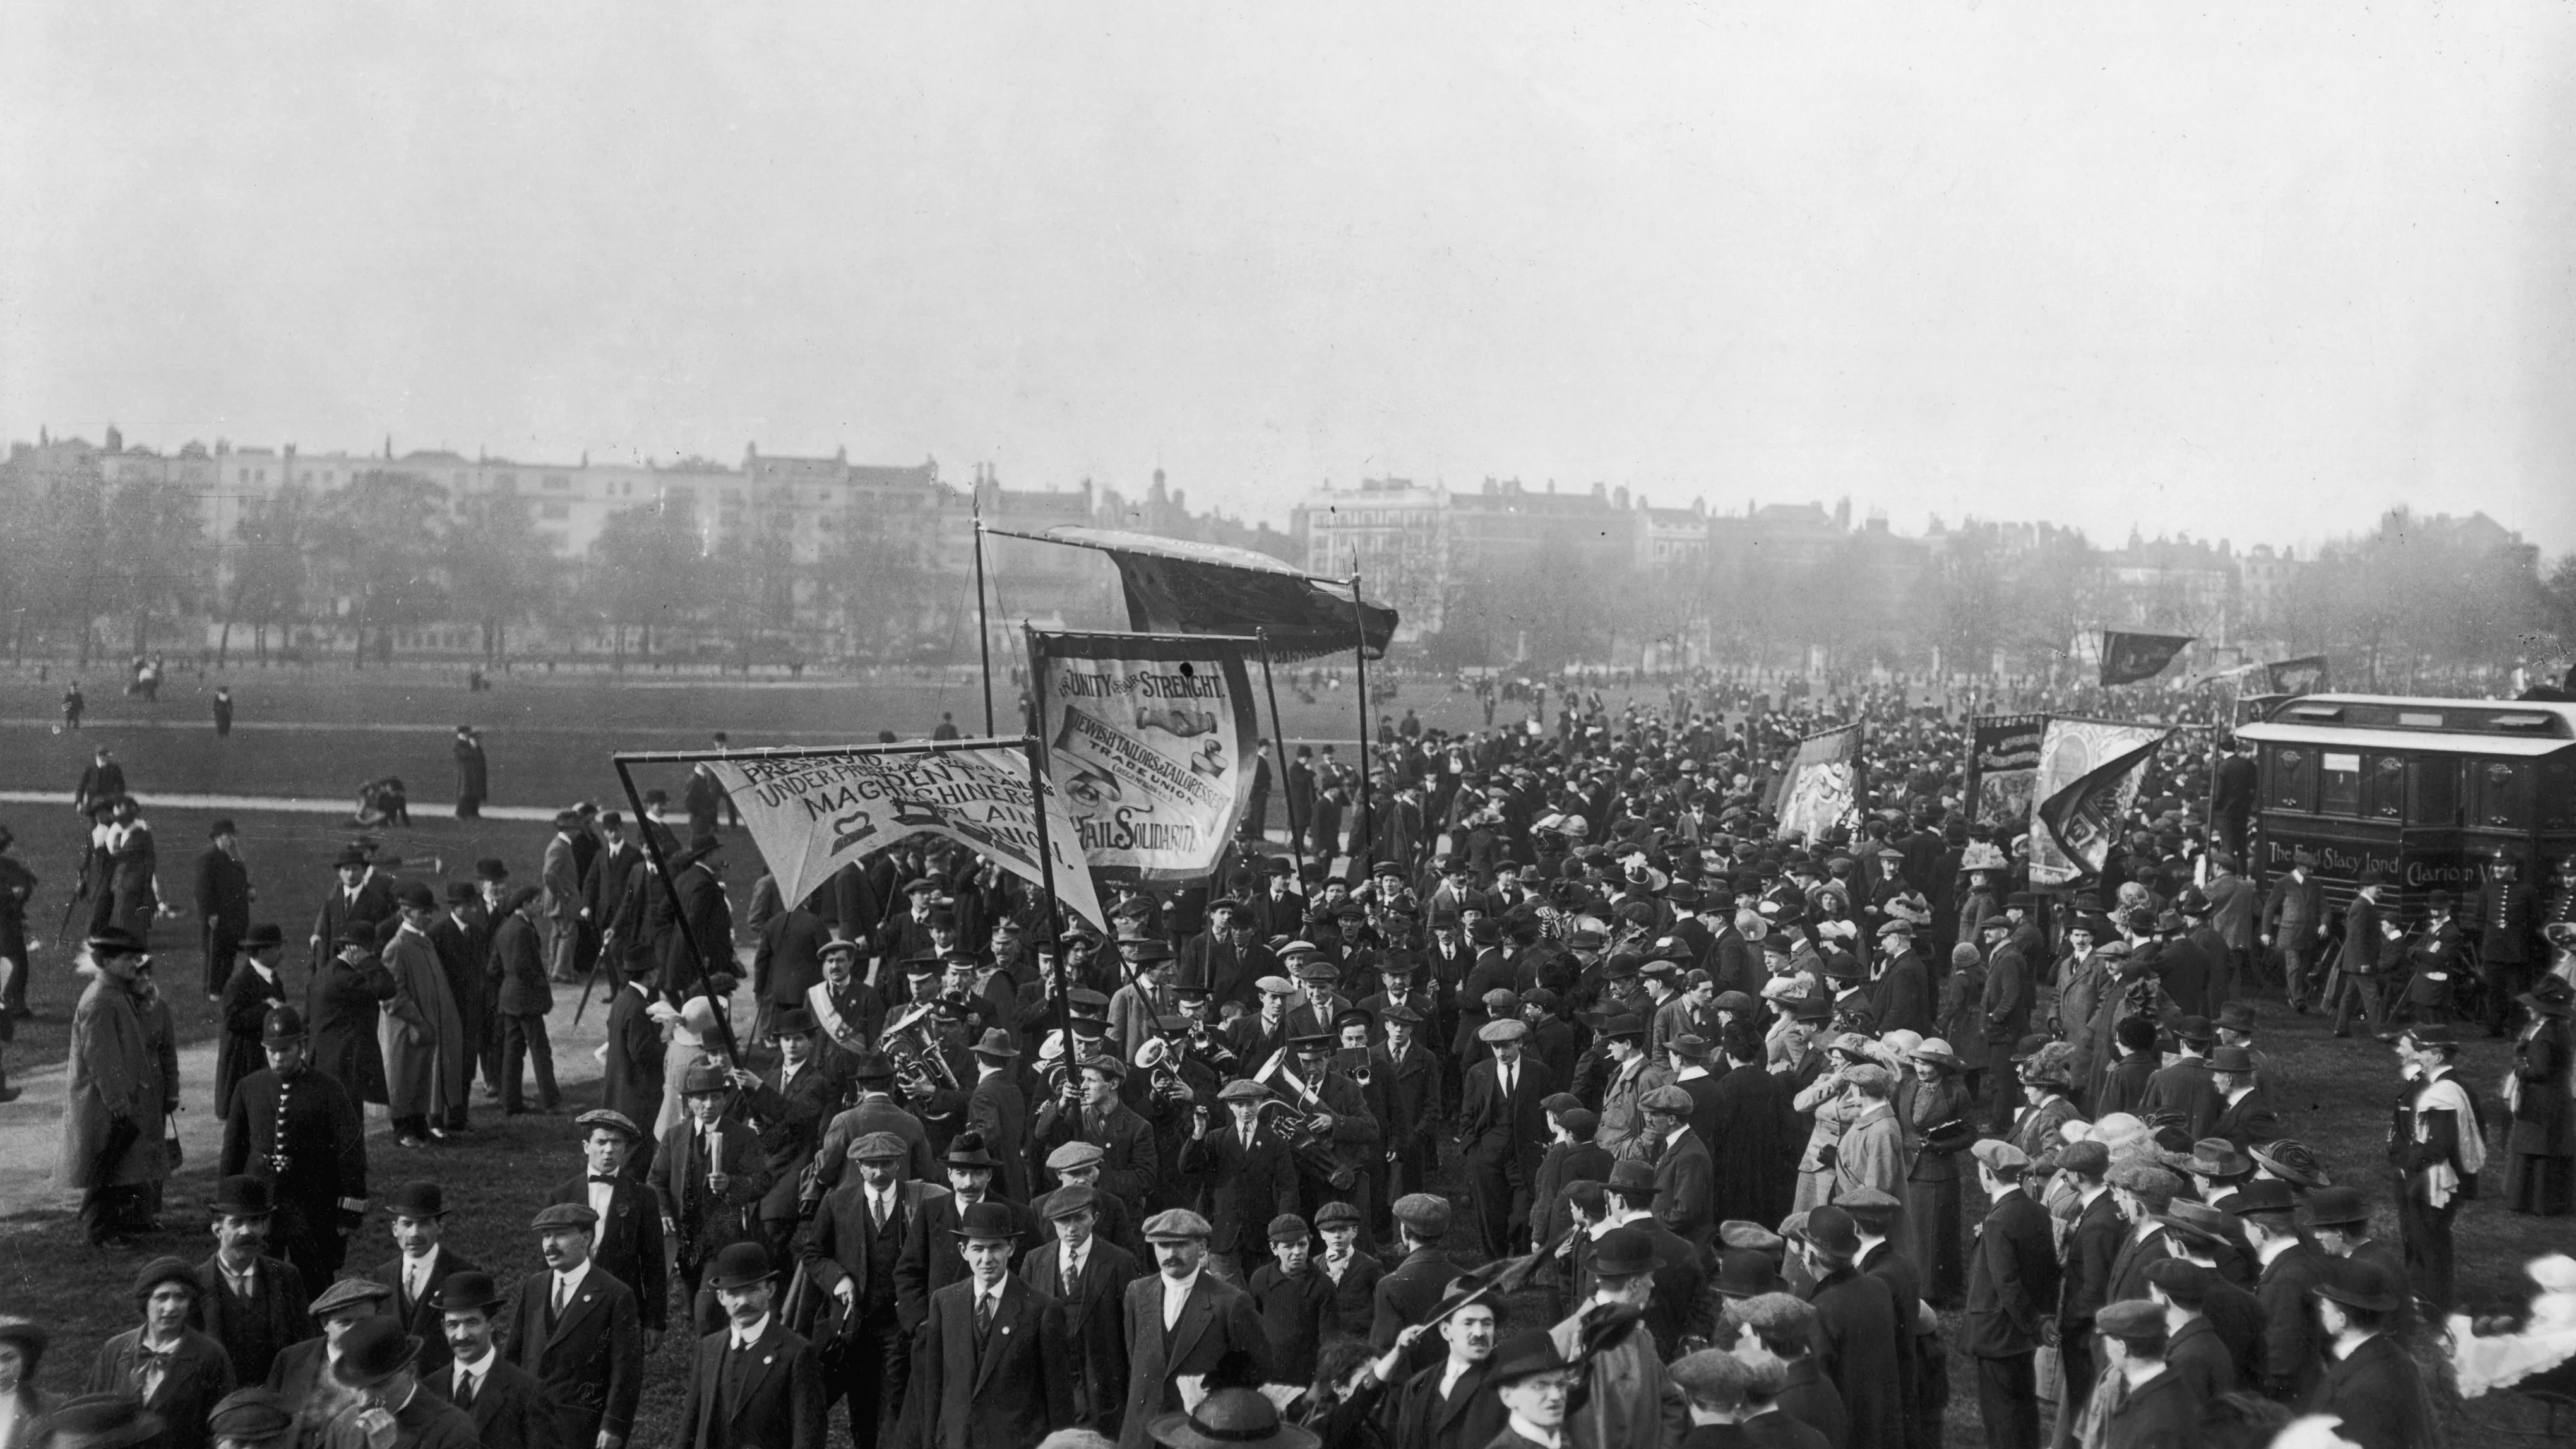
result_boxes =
[2260,847,2329,1012]
[194,820,255,999]
[751,904,828,1046]
[652,1061,776,1327]
[909,1202,1074,1448]
[220,1006,370,1291]
[676,1243,825,1449]
[547,1111,669,1345]
[962,1030,1031,1203]
[1175,1080,1301,1276]
[1392,1289,1506,1449]
[2207,1047,2281,1151]
[801,1131,948,1449]
[1870,921,1935,1039]
[424,1270,551,1449]
[2309,1258,2436,1449]
[2090,1299,2202,1449]
[1640,1087,1716,1251]
[307,848,395,974]
[75,746,126,816]
[731,1008,842,1261]
[1794,1206,1904,1449]
[1022,1183,1140,1438]
[191,1175,313,1386]
[1965,1140,2059,1449]
[367,1181,480,1378]
[601,979,664,1167]
[897,1135,1030,1332]
[1458,1018,1559,1259]
[2052,1142,2123,1449]
[2230,1181,2330,1406]
[581,815,640,990]
[429,882,502,1104]
[1369,1194,1465,1382]
[656,835,734,996]
[1116,1209,1272,1449]
[503,1202,643,1449]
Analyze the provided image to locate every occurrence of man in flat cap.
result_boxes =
[208,1387,297,1449]
[1965,1138,2058,1449]
[222,1006,369,1289]
[546,1110,667,1347]
[1369,1194,1465,1381]
[799,1130,938,1449]
[504,1203,642,1449]
[1117,1210,1270,1449]
[1021,1183,1140,1439]
[266,1275,394,1441]
[1638,1085,1716,1251]
[2047,1138,2122,1448]
[422,1271,547,1449]
[1176,1080,1300,1279]
[2092,1299,2201,1449]
[1460,1017,1559,1259]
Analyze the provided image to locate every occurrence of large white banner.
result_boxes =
[705,746,1107,932]
[1030,631,1260,882]
[2025,719,2170,888]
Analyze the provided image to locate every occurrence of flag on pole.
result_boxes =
[702,743,1107,933]
[986,525,1397,660]
[1969,715,2048,828]
[2098,631,2195,686]
[2029,721,2171,886]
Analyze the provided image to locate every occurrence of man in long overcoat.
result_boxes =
[194,819,255,999]
[58,928,170,1246]
[381,887,468,1145]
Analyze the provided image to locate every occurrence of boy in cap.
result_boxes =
[325,1316,476,1449]
[1309,1200,1383,1339]
[194,1176,313,1387]
[504,1203,643,1449]
[90,1257,237,1449]
[1248,1213,1333,1386]
[424,1271,547,1449]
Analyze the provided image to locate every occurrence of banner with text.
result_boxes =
[1969,715,2048,829]
[1030,630,1260,883]
[706,746,1106,932]
[1775,724,1863,845]
[2026,719,2171,888]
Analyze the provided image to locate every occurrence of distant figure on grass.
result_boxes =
[0,822,37,1027]
[453,727,487,819]
[932,712,962,741]
[75,746,126,816]
[194,818,256,999]
[61,680,85,730]
[353,778,410,829]
[213,686,235,737]
[107,797,162,944]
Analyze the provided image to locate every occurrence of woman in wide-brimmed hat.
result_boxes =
[1901,1039,1973,1307]
[2505,974,2575,1216]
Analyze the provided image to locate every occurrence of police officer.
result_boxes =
[218,1006,369,1289]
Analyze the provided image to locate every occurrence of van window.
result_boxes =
[2408,758,2459,828]
[2319,753,2363,816]
[2365,755,2406,820]
[2475,759,2531,830]
[2266,747,2314,811]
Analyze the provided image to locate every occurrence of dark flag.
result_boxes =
[2034,729,2170,884]
[2267,655,2329,695]
[989,525,1397,660]
[1968,715,2047,828]
[2098,631,2194,686]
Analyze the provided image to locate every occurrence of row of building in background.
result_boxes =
[1,426,2547,672]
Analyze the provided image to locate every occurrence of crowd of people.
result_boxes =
[13,684,2576,1449]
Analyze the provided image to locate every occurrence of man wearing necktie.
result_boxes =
[801,1131,931,1449]
[191,1175,312,1387]
[909,1202,1073,1449]
[424,1271,546,1449]
[677,1243,824,1449]
[504,1203,641,1449]
[1460,1018,1561,1260]
[1020,1182,1141,1438]
[367,1182,479,1378]
[651,1063,775,1335]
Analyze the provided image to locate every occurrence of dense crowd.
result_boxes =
[14,684,2576,1449]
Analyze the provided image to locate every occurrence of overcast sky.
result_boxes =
[6,3,2574,555]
